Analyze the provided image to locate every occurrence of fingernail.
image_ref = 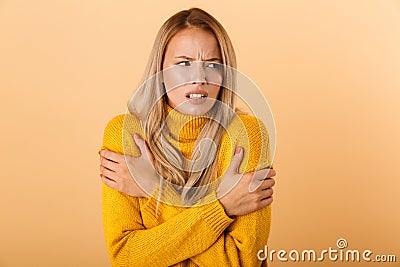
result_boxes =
[236,146,242,154]
[134,133,139,139]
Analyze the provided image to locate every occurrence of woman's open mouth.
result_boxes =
[187,93,206,99]
[185,91,208,104]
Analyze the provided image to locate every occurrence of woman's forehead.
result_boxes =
[165,28,221,59]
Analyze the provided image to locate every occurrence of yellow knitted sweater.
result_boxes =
[99,106,273,267]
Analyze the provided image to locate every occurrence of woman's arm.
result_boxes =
[102,182,234,266]
[100,114,275,266]
[190,207,271,267]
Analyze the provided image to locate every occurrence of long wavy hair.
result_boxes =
[128,7,237,205]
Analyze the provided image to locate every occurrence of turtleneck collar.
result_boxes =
[165,104,210,142]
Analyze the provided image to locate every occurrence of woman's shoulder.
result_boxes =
[218,113,271,174]
[227,113,269,138]
[104,113,142,132]
[100,113,144,155]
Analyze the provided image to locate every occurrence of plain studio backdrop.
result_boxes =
[1,1,399,266]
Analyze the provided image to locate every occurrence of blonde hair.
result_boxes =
[128,8,237,205]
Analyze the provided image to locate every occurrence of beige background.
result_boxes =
[1,1,399,266]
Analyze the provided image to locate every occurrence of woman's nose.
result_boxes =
[191,61,206,84]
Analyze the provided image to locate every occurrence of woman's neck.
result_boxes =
[165,104,210,142]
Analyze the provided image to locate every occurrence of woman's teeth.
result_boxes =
[188,94,206,99]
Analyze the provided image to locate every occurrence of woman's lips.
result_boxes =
[185,90,208,104]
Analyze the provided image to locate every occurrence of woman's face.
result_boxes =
[162,27,223,116]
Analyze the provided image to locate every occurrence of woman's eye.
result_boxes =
[206,62,218,68]
[177,61,190,66]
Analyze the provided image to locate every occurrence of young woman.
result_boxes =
[98,7,277,267]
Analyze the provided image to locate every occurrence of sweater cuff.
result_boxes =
[201,198,234,235]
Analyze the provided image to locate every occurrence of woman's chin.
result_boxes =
[175,99,216,116]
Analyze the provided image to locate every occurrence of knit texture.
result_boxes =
[99,106,273,267]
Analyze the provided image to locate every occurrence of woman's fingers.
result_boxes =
[100,165,118,180]
[261,177,275,190]
[254,168,275,181]
[216,147,245,198]
[252,178,275,194]
[254,189,273,209]
[260,196,273,206]
[100,155,119,171]
[248,168,276,192]
[226,146,244,174]
[261,188,274,198]
[248,168,271,192]
[266,168,276,178]
[101,173,117,186]
[99,149,123,163]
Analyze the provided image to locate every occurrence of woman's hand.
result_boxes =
[99,134,159,198]
[217,146,276,217]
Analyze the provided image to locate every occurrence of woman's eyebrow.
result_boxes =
[175,55,222,61]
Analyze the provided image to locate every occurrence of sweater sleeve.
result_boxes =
[187,116,273,267]
[100,115,235,266]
